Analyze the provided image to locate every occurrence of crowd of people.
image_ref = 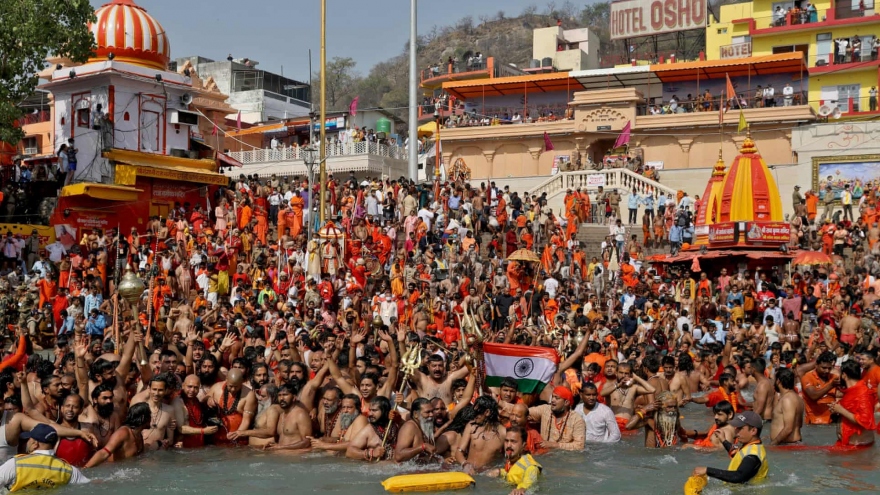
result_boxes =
[0,171,877,493]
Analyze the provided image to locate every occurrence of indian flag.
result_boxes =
[483,343,559,394]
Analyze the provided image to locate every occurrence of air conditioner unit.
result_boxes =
[169,109,199,126]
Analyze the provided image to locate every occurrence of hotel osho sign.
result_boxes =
[610,0,706,40]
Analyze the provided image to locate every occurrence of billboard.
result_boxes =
[610,0,707,40]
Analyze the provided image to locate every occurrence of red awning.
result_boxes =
[217,152,243,168]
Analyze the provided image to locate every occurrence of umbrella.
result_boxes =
[793,251,832,266]
[507,248,541,263]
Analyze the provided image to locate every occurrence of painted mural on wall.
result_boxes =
[814,158,880,201]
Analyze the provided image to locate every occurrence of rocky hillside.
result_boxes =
[323,1,737,118]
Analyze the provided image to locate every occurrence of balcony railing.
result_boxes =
[18,110,51,126]
[228,141,406,165]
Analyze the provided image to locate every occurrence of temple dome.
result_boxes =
[716,133,783,223]
[88,0,170,71]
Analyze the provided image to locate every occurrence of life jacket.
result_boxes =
[9,453,73,492]
[502,454,542,489]
[727,442,769,482]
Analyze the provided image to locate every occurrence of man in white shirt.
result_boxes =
[763,85,775,107]
[45,241,66,263]
[611,219,626,258]
[574,382,621,444]
[783,83,794,106]
[544,275,559,299]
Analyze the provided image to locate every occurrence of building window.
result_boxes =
[717,28,728,34]
[22,137,38,155]
[821,84,861,112]
[76,108,90,128]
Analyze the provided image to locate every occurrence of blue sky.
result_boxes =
[91,0,554,81]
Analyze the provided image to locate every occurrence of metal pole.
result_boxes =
[319,0,328,224]
[408,0,419,180]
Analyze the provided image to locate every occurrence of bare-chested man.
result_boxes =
[454,395,506,474]
[241,382,281,448]
[839,310,861,348]
[79,382,119,448]
[670,354,706,401]
[770,368,803,445]
[683,401,736,451]
[395,398,442,463]
[85,402,150,467]
[132,374,175,450]
[601,362,655,431]
[268,381,312,451]
[626,391,690,448]
[346,396,398,461]
[412,354,470,405]
[311,393,368,453]
[746,358,774,421]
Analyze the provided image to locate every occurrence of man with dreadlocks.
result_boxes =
[346,396,398,462]
[626,391,693,448]
[455,395,506,474]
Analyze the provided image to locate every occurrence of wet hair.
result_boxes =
[446,404,476,434]
[125,402,151,428]
[251,363,269,378]
[841,360,862,381]
[0,372,13,393]
[500,377,518,390]
[410,397,431,417]
[91,382,115,400]
[36,361,55,381]
[360,372,379,386]
[855,346,877,359]
[644,355,661,374]
[775,368,795,390]
[40,375,58,393]
[322,386,343,401]
[580,381,598,393]
[4,396,22,411]
[661,355,676,369]
[89,359,116,382]
[425,354,445,365]
[473,395,500,427]
[342,393,361,405]
[64,394,85,408]
[677,354,694,373]
[278,381,301,397]
[451,379,468,391]
[718,372,735,386]
[713,400,734,416]
[752,357,767,374]
[816,351,837,365]
[370,396,392,420]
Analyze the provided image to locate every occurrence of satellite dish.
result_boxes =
[817,104,834,117]
[180,93,193,106]
[831,107,842,119]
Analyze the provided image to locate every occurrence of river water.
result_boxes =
[64,405,879,495]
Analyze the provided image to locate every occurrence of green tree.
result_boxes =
[0,0,96,145]
[312,56,362,110]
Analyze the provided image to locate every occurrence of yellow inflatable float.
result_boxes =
[382,472,475,492]
[683,474,707,495]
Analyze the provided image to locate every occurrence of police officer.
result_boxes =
[692,411,769,484]
[0,425,90,491]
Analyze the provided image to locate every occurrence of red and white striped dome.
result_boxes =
[88,0,170,71]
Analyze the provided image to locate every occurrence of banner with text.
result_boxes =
[610,0,707,40]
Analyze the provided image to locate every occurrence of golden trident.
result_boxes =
[382,343,423,448]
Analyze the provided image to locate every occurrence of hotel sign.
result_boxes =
[610,0,707,40]
[720,42,752,60]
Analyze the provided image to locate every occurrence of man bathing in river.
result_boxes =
[602,361,656,432]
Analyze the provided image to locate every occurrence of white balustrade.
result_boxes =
[528,168,677,201]
[229,142,405,165]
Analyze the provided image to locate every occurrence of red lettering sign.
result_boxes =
[611,0,706,40]
[744,222,791,244]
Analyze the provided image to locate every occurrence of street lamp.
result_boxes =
[302,144,319,243]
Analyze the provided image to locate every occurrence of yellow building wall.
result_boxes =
[808,68,879,112]
[750,0,833,29]
[753,24,880,67]
[706,3,754,60]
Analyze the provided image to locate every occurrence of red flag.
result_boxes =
[543,132,555,152]
[613,121,631,149]
[349,96,359,116]
[236,111,241,132]
[211,124,218,136]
